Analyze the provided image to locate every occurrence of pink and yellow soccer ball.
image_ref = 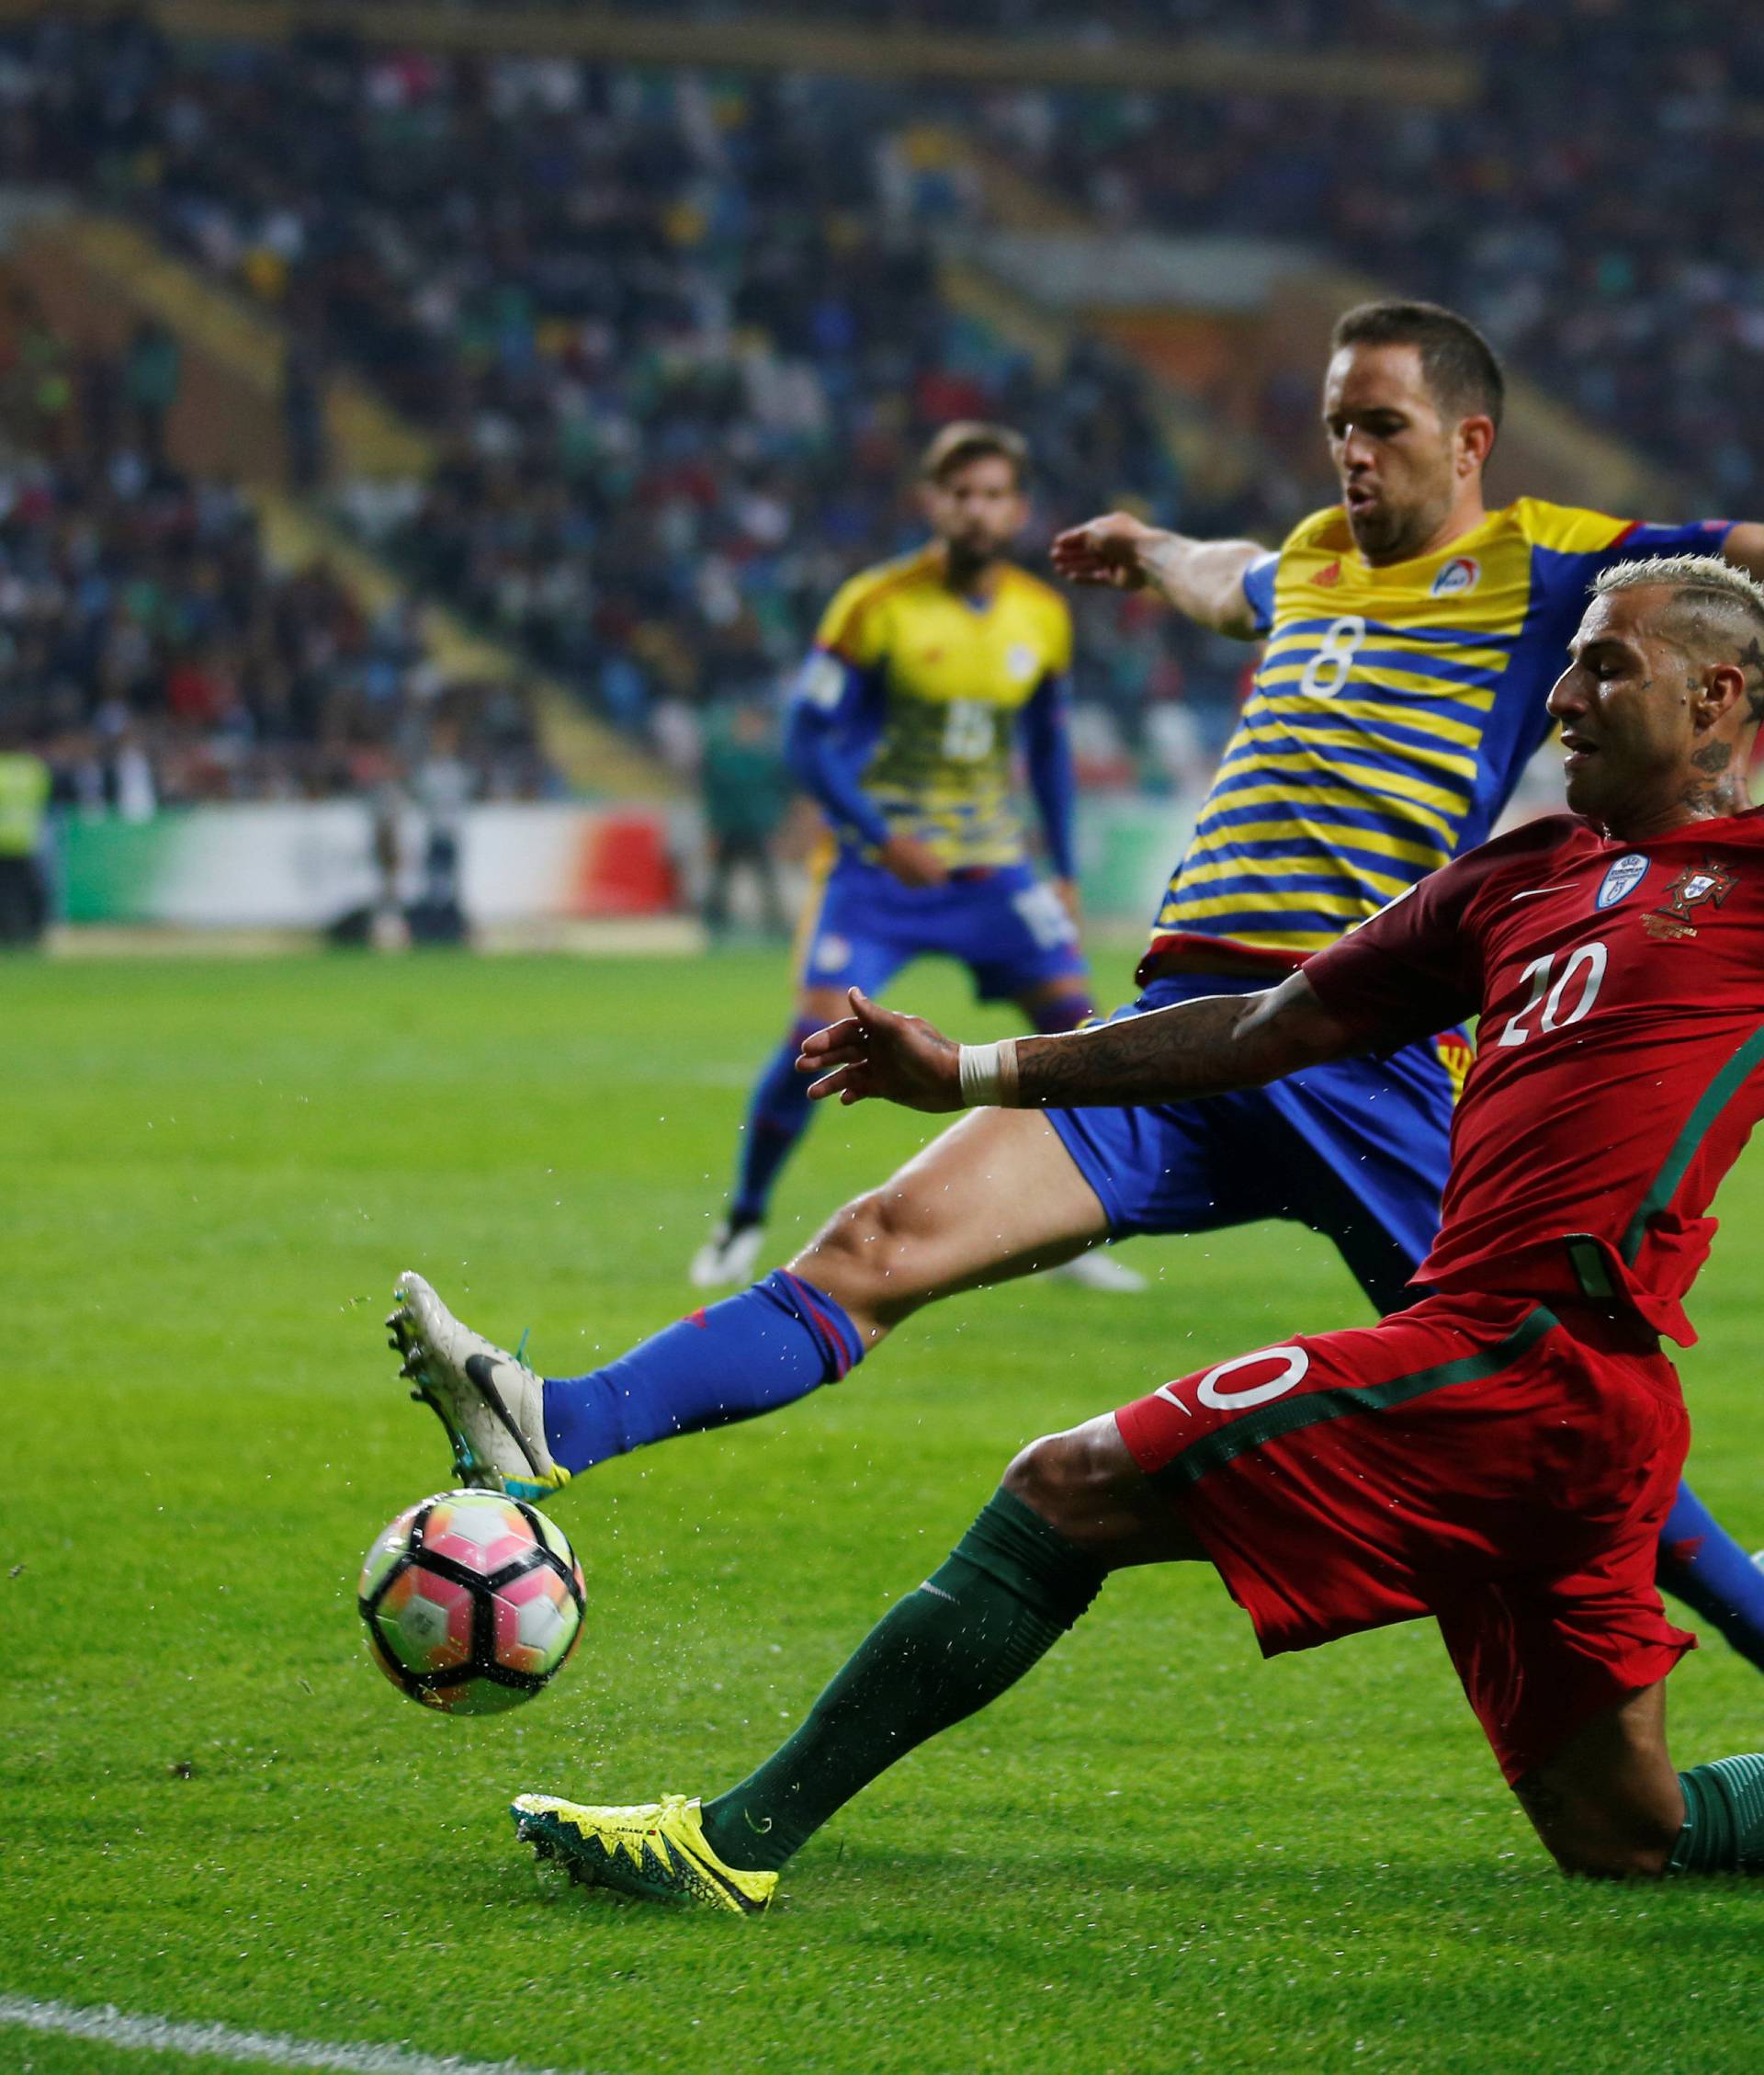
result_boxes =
[357,1490,586,1715]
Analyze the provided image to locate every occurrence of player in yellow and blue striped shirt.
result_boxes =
[392,301,1764,1680]
[689,424,1107,1289]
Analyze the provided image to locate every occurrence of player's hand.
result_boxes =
[797,987,962,1112]
[1050,512,1155,590]
[877,833,950,888]
[1054,876,1081,925]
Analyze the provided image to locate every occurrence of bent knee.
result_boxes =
[1002,1423,1128,1539]
[798,1185,928,1318]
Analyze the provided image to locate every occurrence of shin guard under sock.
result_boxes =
[541,1269,863,1472]
[700,1488,1106,1873]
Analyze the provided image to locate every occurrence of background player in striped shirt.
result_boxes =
[387,300,1764,1670]
[690,423,1125,1291]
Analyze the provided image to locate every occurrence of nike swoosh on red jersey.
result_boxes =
[1509,886,1577,902]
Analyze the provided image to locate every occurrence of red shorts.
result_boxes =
[1114,1291,1693,1783]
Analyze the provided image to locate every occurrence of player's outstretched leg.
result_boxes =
[691,1014,822,1290]
[492,1107,1109,1483]
[510,1413,1197,1911]
[1655,1480,1764,1673]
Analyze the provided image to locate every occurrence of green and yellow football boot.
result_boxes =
[512,1792,777,1915]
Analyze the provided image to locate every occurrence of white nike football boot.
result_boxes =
[387,1271,569,1502]
[1046,1249,1148,1293]
[688,1218,765,1291]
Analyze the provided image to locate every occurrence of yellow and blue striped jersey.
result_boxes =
[1146,498,1731,969]
[790,545,1076,871]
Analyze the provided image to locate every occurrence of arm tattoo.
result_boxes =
[1015,995,1253,1108]
[1012,981,1358,1109]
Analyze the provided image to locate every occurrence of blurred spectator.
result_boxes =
[282,335,327,493]
[698,693,790,940]
[122,319,180,471]
[0,724,50,943]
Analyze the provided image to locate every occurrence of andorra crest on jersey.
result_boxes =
[1595,852,1649,911]
[1430,556,1481,597]
[1643,858,1737,942]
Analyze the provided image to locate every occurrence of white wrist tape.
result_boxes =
[957,1038,1019,1107]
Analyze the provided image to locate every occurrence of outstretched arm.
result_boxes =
[797,973,1367,1114]
[1050,512,1268,639]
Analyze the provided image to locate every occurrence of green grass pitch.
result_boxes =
[5,947,1762,2075]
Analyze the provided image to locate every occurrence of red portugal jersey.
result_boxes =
[1304,805,1764,1344]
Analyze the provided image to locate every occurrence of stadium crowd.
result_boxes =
[967,9,1764,506]
[0,16,1251,783]
[4,6,1762,790]
[0,283,546,810]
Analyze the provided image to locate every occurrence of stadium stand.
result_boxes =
[0,275,551,811]
[2,3,1755,811]
[0,14,1266,782]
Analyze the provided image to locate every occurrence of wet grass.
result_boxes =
[3,948,1761,2074]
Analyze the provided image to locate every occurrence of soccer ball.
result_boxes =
[357,1489,586,1715]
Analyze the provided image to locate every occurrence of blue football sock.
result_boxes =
[542,1268,865,1473]
[1657,1480,1764,1673]
[729,1020,820,1228]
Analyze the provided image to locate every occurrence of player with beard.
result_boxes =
[689,422,1125,1293]
[510,553,1764,1909]
[387,300,1764,1672]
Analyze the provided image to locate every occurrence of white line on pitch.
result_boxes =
[0,1996,609,2075]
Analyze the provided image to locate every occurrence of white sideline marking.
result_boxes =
[0,1996,601,2075]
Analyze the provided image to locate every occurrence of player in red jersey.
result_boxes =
[510,555,1764,1907]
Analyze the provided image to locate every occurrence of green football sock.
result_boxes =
[699,1488,1106,1873]
[1668,1754,1764,1874]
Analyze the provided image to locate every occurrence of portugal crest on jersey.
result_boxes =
[1644,858,1737,941]
[1595,852,1649,911]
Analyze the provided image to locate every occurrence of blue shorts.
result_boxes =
[1047,974,1458,1313]
[799,855,1088,1005]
